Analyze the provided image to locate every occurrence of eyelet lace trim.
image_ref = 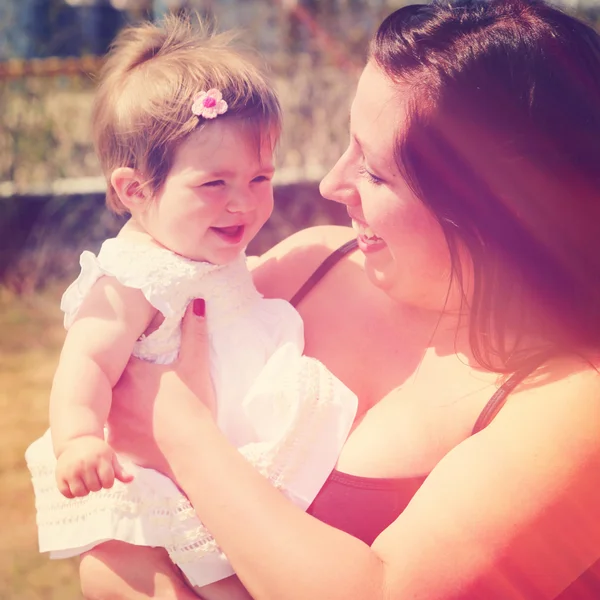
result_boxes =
[27,358,338,567]
[61,238,262,365]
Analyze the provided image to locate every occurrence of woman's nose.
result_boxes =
[319,148,359,206]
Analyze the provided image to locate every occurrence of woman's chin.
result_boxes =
[363,248,396,292]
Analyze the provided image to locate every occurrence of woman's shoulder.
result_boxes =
[458,356,600,488]
[370,356,600,599]
[462,355,600,526]
[495,354,600,436]
[250,225,359,301]
[490,355,600,464]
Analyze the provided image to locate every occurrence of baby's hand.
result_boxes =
[55,436,134,499]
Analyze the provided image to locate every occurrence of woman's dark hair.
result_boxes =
[371,0,600,371]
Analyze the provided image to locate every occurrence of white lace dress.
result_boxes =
[25,237,357,587]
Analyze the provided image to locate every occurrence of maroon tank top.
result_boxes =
[292,239,600,599]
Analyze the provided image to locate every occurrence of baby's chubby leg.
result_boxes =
[80,541,198,599]
[79,541,253,600]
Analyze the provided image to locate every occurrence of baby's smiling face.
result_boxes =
[136,119,276,265]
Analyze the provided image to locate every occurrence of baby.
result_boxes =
[25,15,356,594]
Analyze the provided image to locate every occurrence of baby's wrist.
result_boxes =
[54,433,106,458]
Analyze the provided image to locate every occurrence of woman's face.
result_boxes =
[320,62,458,312]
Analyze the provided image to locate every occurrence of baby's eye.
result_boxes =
[203,180,225,188]
[252,175,272,183]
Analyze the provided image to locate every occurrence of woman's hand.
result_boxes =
[107,298,215,478]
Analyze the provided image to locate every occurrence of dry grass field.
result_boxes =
[0,285,82,599]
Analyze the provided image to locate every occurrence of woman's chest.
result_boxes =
[334,373,496,478]
[314,335,500,479]
[299,286,431,409]
[295,264,501,478]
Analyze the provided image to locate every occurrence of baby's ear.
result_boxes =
[110,167,149,211]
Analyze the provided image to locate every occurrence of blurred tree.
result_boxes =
[574,1,600,26]
[2,0,82,58]
[0,0,127,59]
[277,0,403,67]
[72,0,127,55]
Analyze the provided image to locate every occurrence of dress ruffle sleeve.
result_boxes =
[61,239,215,328]
[59,238,227,364]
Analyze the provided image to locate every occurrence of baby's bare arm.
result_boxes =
[50,276,156,456]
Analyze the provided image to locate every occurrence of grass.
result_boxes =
[0,285,82,599]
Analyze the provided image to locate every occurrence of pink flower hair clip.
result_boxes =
[191,88,228,119]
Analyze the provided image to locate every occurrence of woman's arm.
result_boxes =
[50,276,156,494]
[137,309,600,600]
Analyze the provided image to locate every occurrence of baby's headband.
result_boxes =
[191,88,228,119]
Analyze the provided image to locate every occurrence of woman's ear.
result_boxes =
[110,167,149,211]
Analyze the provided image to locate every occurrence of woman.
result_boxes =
[80,0,600,598]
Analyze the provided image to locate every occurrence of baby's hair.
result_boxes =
[92,14,282,214]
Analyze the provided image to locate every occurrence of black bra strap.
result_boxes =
[471,351,553,435]
[290,239,359,308]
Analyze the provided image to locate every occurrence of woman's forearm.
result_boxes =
[166,417,388,600]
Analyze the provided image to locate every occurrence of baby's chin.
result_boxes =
[179,247,247,266]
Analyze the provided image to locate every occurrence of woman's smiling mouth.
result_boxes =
[351,219,386,253]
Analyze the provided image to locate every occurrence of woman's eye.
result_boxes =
[358,166,384,185]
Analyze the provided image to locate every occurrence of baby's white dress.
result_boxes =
[25,237,357,587]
